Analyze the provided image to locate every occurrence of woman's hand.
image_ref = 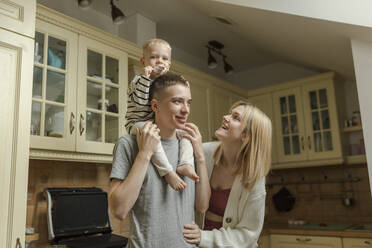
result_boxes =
[136,121,160,159]
[180,123,205,162]
[183,221,201,245]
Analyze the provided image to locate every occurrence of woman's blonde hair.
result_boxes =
[214,101,272,190]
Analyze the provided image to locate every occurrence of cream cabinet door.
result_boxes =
[343,238,372,247]
[258,234,270,248]
[270,234,342,248]
[187,75,211,141]
[0,28,34,248]
[248,93,278,165]
[302,80,342,160]
[0,0,35,37]
[273,88,308,162]
[77,36,128,154]
[210,87,233,140]
[231,92,246,106]
[30,19,78,151]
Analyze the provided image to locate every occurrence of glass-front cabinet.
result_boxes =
[76,36,127,154]
[30,20,77,151]
[273,80,342,163]
[210,87,235,141]
[273,88,307,162]
[30,20,128,155]
[302,81,342,160]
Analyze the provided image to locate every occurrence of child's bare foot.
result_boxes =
[177,164,200,182]
[164,171,187,191]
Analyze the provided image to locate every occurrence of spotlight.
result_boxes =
[110,0,125,25]
[206,40,234,75]
[223,57,234,75]
[208,48,218,69]
[78,0,92,9]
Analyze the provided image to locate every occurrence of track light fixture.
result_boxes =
[206,40,234,75]
[223,56,234,75]
[207,48,218,69]
[110,0,125,25]
[78,0,92,9]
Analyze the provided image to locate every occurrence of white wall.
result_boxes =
[214,0,372,28]
[343,81,361,120]
[351,39,372,195]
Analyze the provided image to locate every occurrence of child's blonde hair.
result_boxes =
[143,38,172,54]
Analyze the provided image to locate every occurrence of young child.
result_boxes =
[125,38,199,191]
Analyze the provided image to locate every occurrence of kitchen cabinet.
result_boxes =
[30,14,128,155]
[209,87,246,141]
[271,74,342,168]
[343,237,372,247]
[248,93,278,165]
[183,73,211,141]
[258,234,270,248]
[76,36,127,154]
[270,234,342,248]
[210,87,235,139]
[0,0,35,37]
[0,1,35,247]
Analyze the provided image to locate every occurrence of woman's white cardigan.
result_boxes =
[196,142,266,248]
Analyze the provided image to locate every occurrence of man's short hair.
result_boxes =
[149,73,189,101]
[143,38,171,53]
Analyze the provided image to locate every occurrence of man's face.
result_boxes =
[142,43,171,77]
[152,84,192,132]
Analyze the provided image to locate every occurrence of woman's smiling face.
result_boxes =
[215,105,247,143]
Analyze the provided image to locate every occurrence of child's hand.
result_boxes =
[143,66,153,78]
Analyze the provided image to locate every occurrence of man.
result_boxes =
[109,74,210,248]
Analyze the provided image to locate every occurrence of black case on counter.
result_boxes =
[44,187,128,248]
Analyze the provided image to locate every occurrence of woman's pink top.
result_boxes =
[203,187,231,230]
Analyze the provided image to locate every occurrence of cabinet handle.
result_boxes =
[307,136,311,150]
[70,112,76,134]
[79,114,85,136]
[296,237,311,242]
[16,237,22,248]
[301,136,305,150]
[365,240,371,245]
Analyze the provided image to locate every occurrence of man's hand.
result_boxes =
[136,121,160,159]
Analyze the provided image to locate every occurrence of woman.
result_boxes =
[183,101,272,248]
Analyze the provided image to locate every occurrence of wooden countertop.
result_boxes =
[263,223,372,238]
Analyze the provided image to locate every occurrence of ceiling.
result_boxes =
[89,0,372,82]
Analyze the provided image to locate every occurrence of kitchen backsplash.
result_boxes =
[27,160,371,242]
[265,163,372,225]
[26,159,130,242]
